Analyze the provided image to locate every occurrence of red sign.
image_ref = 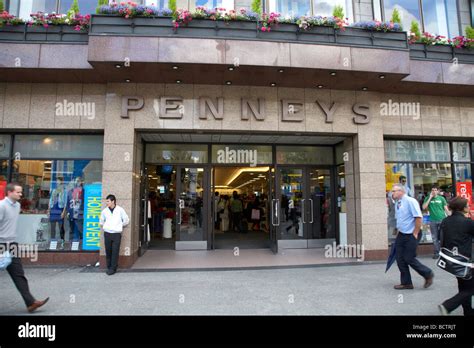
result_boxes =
[456,182,474,219]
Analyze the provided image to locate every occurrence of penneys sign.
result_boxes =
[121,96,371,124]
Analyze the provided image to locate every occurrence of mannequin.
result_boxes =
[49,177,66,246]
[63,177,84,242]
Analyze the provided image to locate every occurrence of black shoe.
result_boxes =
[424,273,434,288]
[106,269,115,275]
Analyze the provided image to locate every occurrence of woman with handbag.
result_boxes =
[438,196,474,316]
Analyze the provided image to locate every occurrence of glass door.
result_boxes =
[277,168,305,240]
[138,167,149,256]
[269,167,278,253]
[307,167,336,247]
[176,166,208,243]
[276,166,336,246]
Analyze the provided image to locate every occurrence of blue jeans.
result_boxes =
[429,221,442,255]
[396,232,433,285]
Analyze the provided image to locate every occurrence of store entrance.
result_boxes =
[144,164,209,250]
[276,167,336,247]
[211,166,273,249]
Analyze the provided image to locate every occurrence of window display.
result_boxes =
[12,160,102,251]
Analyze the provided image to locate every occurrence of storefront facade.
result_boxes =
[1,0,474,267]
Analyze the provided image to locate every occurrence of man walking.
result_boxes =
[422,185,449,259]
[391,183,434,290]
[100,194,129,275]
[0,183,49,312]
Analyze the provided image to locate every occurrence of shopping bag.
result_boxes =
[251,209,260,220]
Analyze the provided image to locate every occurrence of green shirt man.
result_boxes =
[422,192,448,222]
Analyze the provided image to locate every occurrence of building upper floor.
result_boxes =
[3,0,474,37]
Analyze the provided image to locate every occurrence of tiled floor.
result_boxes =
[131,248,360,270]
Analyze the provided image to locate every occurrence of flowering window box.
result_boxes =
[90,14,173,36]
[297,25,336,43]
[0,24,25,41]
[25,24,88,42]
[336,27,408,48]
[215,20,257,39]
[453,47,474,63]
[174,18,217,37]
[257,23,298,41]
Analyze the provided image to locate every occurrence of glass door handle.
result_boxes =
[301,199,305,224]
[309,199,314,223]
[177,199,184,225]
[271,199,280,226]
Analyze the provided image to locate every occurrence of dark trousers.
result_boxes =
[104,232,122,271]
[232,212,242,233]
[395,232,433,285]
[443,276,474,316]
[2,243,36,307]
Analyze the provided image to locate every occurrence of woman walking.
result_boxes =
[438,196,474,316]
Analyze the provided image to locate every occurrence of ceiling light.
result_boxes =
[172,65,179,70]
[362,87,368,91]
[125,79,131,83]
[115,64,122,69]
[225,81,232,85]
[278,69,284,73]
[317,85,324,89]
[379,74,385,79]
[330,72,336,76]
[270,83,276,87]
[176,80,182,84]
[228,66,235,71]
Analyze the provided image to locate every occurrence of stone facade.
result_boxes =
[1,82,473,265]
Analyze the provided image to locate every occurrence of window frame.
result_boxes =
[379,0,461,38]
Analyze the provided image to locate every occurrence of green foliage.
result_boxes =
[390,8,402,29]
[0,0,4,12]
[251,0,262,15]
[332,5,344,19]
[67,0,80,17]
[466,25,474,39]
[168,0,177,13]
[96,0,109,14]
[410,20,421,38]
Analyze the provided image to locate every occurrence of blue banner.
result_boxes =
[82,184,102,251]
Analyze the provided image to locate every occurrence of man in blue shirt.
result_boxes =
[391,183,434,290]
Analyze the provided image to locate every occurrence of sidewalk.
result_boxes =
[0,257,465,315]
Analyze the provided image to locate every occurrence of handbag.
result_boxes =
[0,251,12,270]
[437,247,473,280]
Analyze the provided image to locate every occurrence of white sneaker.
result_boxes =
[438,304,449,315]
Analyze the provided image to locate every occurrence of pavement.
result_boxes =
[0,257,468,315]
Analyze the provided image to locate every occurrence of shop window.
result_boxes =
[0,160,8,201]
[268,0,311,17]
[385,162,453,244]
[276,146,333,165]
[384,140,450,162]
[313,0,353,21]
[12,159,103,251]
[14,134,103,159]
[421,0,459,38]
[145,144,208,164]
[452,142,470,162]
